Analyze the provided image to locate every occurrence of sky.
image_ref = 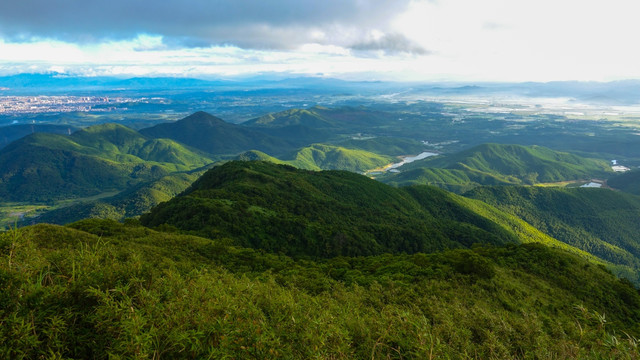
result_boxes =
[0,0,638,82]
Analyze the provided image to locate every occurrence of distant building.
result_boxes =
[612,165,631,172]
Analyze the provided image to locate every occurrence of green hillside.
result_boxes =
[235,150,287,164]
[30,170,207,224]
[608,169,640,195]
[466,186,640,282]
[141,161,520,258]
[251,124,334,147]
[382,143,612,191]
[0,124,212,202]
[243,107,460,156]
[382,167,506,193]
[288,144,394,172]
[139,111,296,156]
[71,123,212,167]
[2,217,640,358]
[141,161,607,266]
[336,136,427,156]
[245,107,336,128]
[238,144,396,173]
[0,124,78,149]
[244,106,396,131]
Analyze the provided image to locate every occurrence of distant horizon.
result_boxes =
[4,71,640,85]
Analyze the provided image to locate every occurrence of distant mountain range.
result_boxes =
[3,73,640,104]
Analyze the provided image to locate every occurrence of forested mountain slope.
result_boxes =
[141,161,602,265]
[466,185,640,282]
[608,169,640,195]
[237,144,395,173]
[31,170,207,224]
[0,123,212,202]
[139,111,298,156]
[0,123,78,149]
[382,143,612,192]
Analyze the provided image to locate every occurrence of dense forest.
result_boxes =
[2,219,640,358]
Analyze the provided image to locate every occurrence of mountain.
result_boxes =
[607,169,640,195]
[0,124,78,149]
[243,106,400,132]
[381,143,612,191]
[140,161,606,265]
[245,107,337,128]
[3,203,640,358]
[235,150,286,164]
[246,124,335,148]
[285,144,394,172]
[0,73,227,93]
[466,185,640,282]
[237,144,395,173]
[336,136,427,156]
[139,111,297,156]
[141,161,518,257]
[0,123,212,202]
[29,169,208,225]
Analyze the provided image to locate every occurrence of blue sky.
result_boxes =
[0,0,638,82]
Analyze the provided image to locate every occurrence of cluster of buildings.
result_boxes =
[0,96,132,114]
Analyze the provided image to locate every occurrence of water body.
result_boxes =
[385,151,438,171]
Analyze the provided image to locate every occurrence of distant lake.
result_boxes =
[386,151,438,171]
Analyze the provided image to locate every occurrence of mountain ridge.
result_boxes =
[381,143,612,191]
[0,123,213,202]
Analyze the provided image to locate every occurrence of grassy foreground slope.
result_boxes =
[466,186,640,282]
[382,143,612,192]
[1,219,639,358]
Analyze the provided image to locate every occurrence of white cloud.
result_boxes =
[391,0,640,81]
[0,0,638,81]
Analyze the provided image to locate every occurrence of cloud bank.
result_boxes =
[0,0,424,54]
